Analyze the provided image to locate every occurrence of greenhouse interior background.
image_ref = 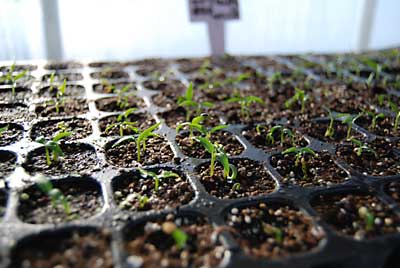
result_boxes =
[0,0,399,61]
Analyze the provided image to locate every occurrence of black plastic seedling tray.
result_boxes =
[0,49,400,268]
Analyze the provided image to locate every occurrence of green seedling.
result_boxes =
[325,109,336,138]
[225,94,264,118]
[178,82,214,121]
[112,122,161,162]
[338,113,362,140]
[263,223,283,244]
[284,88,309,113]
[362,110,385,130]
[256,124,294,146]
[176,114,227,140]
[196,137,237,179]
[116,84,133,109]
[162,221,188,250]
[105,108,139,136]
[231,182,241,191]
[34,175,71,215]
[48,72,55,92]
[55,79,67,114]
[388,101,400,133]
[0,124,9,136]
[138,168,180,192]
[138,195,149,209]
[267,72,282,88]
[35,131,72,166]
[199,59,211,75]
[0,63,28,96]
[350,138,377,157]
[282,147,316,179]
[172,228,188,249]
[358,206,374,232]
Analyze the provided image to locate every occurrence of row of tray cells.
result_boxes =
[3,180,400,267]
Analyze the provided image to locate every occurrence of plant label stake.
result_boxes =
[189,0,239,57]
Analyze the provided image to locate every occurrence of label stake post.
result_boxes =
[189,0,239,57]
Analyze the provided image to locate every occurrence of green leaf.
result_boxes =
[172,228,188,249]
[195,136,215,154]
[186,82,193,101]
[209,124,228,134]
[112,135,136,148]
[52,131,71,142]
[282,147,299,155]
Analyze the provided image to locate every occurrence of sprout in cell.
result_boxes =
[162,221,188,250]
[225,94,264,118]
[177,82,214,121]
[138,168,180,192]
[350,138,377,157]
[284,88,309,113]
[256,124,294,146]
[282,147,316,180]
[105,108,139,136]
[112,122,161,162]
[35,131,71,166]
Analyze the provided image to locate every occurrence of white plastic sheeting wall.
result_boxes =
[0,0,399,61]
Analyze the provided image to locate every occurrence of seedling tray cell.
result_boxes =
[0,48,400,268]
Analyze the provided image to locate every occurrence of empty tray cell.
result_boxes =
[0,103,32,121]
[0,86,32,102]
[44,61,83,70]
[0,150,17,179]
[10,227,113,268]
[90,70,129,80]
[0,123,23,146]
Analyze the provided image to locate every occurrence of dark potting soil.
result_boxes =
[336,138,400,176]
[41,73,83,82]
[312,193,400,240]
[35,98,89,118]
[123,214,226,268]
[270,151,349,187]
[0,123,23,146]
[176,130,243,159]
[159,107,221,128]
[0,103,32,121]
[105,136,174,167]
[38,84,86,98]
[90,70,129,80]
[18,178,103,224]
[0,150,17,179]
[0,86,32,102]
[92,81,137,94]
[98,112,156,137]
[10,228,113,268]
[44,61,83,70]
[355,115,398,138]
[0,190,7,219]
[299,120,364,143]
[112,169,194,212]
[226,203,325,259]
[23,143,98,176]
[95,95,145,112]
[385,181,400,204]
[197,158,276,199]
[30,118,92,141]
[242,124,308,153]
